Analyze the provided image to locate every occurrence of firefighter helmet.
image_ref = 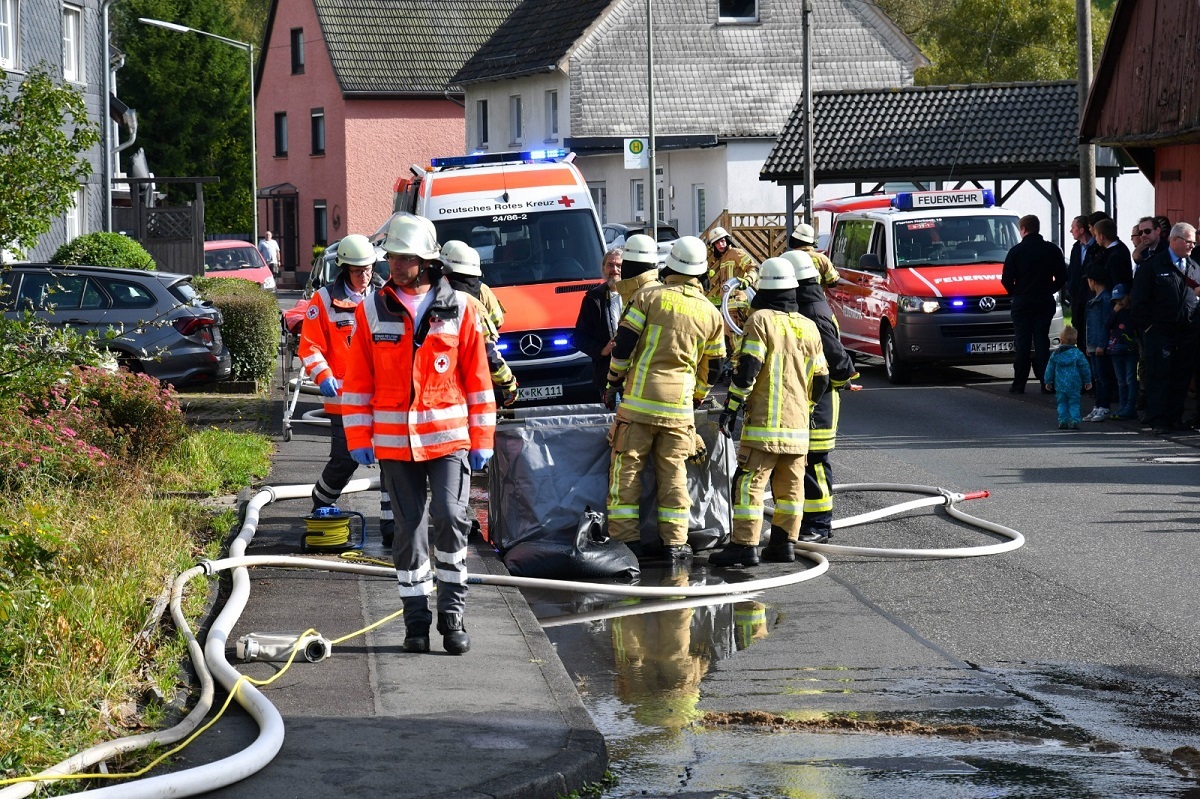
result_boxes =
[622,233,658,265]
[664,236,708,276]
[706,226,731,246]
[789,223,817,247]
[757,257,800,290]
[335,234,376,267]
[780,250,819,283]
[381,215,440,259]
[440,240,482,276]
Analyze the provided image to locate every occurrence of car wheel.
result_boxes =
[881,327,911,385]
[115,352,143,374]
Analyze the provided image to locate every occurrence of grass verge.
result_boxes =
[0,430,272,786]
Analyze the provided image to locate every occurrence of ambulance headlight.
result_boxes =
[899,296,940,313]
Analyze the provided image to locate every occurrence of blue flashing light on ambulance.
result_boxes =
[387,149,605,404]
[817,188,1063,384]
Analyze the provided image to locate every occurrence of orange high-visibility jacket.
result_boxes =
[341,278,496,461]
[298,280,368,415]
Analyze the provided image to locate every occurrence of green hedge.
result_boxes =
[51,232,155,271]
[193,277,278,385]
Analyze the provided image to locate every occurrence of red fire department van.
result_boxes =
[817,189,1064,384]
[387,149,604,403]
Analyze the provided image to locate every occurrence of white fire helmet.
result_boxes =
[757,257,800,290]
[664,236,708,276]
[440,240,482,276]
[780,250,819,282]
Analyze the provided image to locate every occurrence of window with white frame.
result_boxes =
[65,187,84,241]
[476,99,488,148]
[718,0,758,23]
[310,107,324,156]
[630,179,645,221]
[313,199,328,246]
[63,4,83,83]
[544,90,558,141]
[509,95,523,144]
[0,0,15,69]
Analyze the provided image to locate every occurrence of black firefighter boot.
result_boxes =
[760,525,796,563]
[438,612,471,655]
[709,542,760,568]
[403,623,430,653]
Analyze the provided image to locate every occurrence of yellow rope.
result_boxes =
[303,516,353,548]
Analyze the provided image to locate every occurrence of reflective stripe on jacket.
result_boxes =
[461,291,515,391]
[298,280,367,415]
[479,282,506,330]
[609,276,725,427]
[705,246,759,306]
[341,278,495,461]
[730,309,828,454]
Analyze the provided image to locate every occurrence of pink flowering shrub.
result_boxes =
[3,367,186,491]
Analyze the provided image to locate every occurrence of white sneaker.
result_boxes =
[1082,408,1101,421]
[1094,408,1111,421]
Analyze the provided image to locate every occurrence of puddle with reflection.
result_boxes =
[525,564,1200,799]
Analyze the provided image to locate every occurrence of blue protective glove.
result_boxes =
[350,447,375,466]
[318,376,340,398]
[469,448,493,471]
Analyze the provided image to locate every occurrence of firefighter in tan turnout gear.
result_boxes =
[705,226,759,362]
[787,222,840,287]
[613,233,662,304]
[709,257,829,568]
[298,233,395,545]
[441,239,519,407]
[604,236,725,562]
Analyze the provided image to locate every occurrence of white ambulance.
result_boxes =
[817,189,1064,384]
[389,149,605,403]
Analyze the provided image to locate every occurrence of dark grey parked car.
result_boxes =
[1,263,232,386]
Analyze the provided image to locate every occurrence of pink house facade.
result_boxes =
[254,0,519,281]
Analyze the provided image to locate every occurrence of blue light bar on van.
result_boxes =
[430,149,569,168]
[892,189,995,211]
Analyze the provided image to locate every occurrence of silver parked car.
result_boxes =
[1,263,232,386]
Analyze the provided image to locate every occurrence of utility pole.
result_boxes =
[647,0,657,239]
[1077,0,1096,216]
[801,0,815,225]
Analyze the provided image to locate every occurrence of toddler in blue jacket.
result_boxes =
[1043,326,1093,429]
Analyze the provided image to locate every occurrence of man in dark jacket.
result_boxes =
[1088,218,1133,293]
[1065,215,1097,353]
[1002,215,1067,394]
[1132,222,1199,434]
[573,248,624,399]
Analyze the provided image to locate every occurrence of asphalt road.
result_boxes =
[535,358,1200,798]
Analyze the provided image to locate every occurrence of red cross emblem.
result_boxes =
[558,195,576,207]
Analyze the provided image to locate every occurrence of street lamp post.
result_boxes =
[138,18,257,242]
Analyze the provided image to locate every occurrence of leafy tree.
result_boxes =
[112,0,263,235]
[0,66,99,259]
[878,0,1113,85]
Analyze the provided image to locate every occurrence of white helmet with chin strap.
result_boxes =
[440,240,482,276]
[381,215,440,260]
[622,233,658,266]
[664,236,708,276]
[336,234,376,267]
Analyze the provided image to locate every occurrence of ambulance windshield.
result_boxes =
[433,209,604,288]
[893,215,1020,267]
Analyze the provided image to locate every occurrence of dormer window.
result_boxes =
[718,0,758,23]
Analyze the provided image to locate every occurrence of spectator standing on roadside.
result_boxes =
[1106,284,1139,421]
[258,230,281,276]
[1088,218,1134,294]
[1082,275,1114,422]
[573,248,625,399]
[1002,215,1067,394]
[1132,222,1199,434]
[1065,215,1097,354]
[342,215,495,656]
[1044,326,1092,430]
[1133,217,1169,267]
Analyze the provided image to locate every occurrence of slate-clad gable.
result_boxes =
[314,0,521,94]
[454,0,925,139]
[762,82,1089,181]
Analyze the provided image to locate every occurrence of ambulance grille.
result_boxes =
[555,283,602,294]
[940,322,1014,338]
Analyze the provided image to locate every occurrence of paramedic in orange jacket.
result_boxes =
[298,234,395,546]
[341,215,496,656]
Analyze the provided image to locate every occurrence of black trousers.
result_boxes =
[1010,295,1055,390]
[312,414,394,537]
[1142,326,1194,428]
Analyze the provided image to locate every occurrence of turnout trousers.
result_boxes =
[730,446,806,546]
[312,414,394,540]
[800,451,834,538]
[607,419,694,547]
[379,450,472,628]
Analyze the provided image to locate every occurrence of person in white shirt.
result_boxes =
[258,230,281,276]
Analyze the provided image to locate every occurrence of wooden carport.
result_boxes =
[761,82,1129,249]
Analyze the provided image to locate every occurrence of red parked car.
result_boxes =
[202,240,276,291]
